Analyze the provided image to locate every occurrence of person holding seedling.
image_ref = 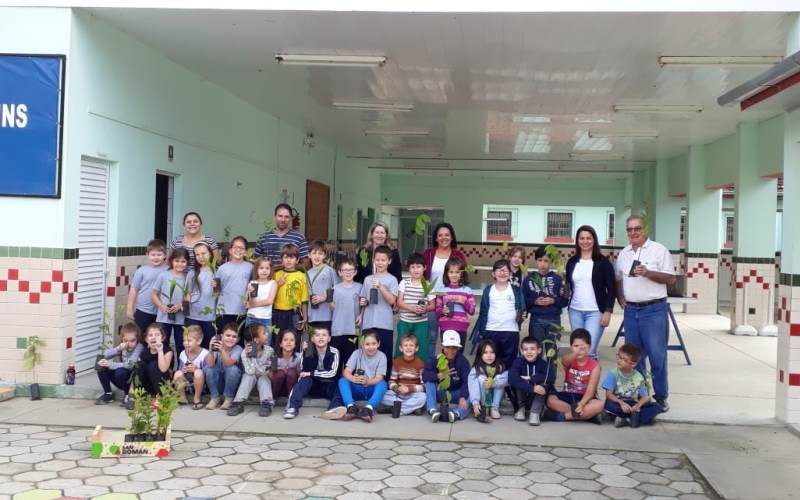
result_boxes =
[602,343,660,428]
[228,324,276,417]
[173,325,208,410]
[151,247,190,351]
[395,253,435,363]
[381,333,426,418]
[185,241,217,349]
[203,323,243,411]
[330,257,365,373]
[127,239,168,333]
[546,328,604,424]
[435,257,475,354]
[337,331,388,423]
[468,339,509,422]
[422,330,471,423]
[245,256,278,340]
[359,245,399,378]
[284,325,340,419]
[215,236,254,340]
[509,336,555,426]
[95,322,143,406]
[307,240,338,331]
[272,243,309,350]
[523,246,569,344]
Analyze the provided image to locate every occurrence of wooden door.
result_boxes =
[305,180,330,241]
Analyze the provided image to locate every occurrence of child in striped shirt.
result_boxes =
[395,253,434,362]
[381,333,426,417]
[435,257,476,352]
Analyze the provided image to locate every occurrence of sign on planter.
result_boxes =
[0,54,65,198]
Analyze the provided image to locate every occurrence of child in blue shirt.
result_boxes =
[523,246,568,344]
[602,343,660,428]
[509,336,555,426]
[422,330,471,423]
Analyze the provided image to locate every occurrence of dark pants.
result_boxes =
[331,335,357,376]
[271,368,299,398]
[484,330,519,370]
[604,398,660,426]
[133,309,157,335]
[97,367,131,395]
[288,377,338,410]
[137,360,170,396]
[529,315,562,345]
[366,328,393,379]
[160,323,183,353]
[216,314,246,346]
[516,388,546,415]
[185,318,215,349]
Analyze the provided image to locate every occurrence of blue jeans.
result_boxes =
[623,301,669,401]
[426,312,439,361]
[424,382,468,420]
[288,377,338,410]
[568,309,604,359]
[203,363,242,399]
[337,378,388,408]
[529,315,561,344]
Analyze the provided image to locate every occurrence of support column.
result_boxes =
[614,177,632,244]
[631,169,646,217]
[654,159,682,274]
[684,145,722,314]
[777,106,800,425]
[731,122,778,336]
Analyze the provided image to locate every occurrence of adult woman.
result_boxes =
[168,212,219,269]
[354,222,403,284]
[423,223,468,360]
[565,225,616,359]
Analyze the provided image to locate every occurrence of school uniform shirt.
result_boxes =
[601,368,649,400]
[435,284,476,332]
[209,345,244,367]
[273,269,309,312]
[360,273,399,331]
[331,282,363,336]
[154,271,187,325]
[216,260,254,316]
[398,278,434,324]
[131,264,168,314]
[346,349,388,380]
[103,344,144,371]
[247,280,276,320]
[563,357,599,395]
[178,348,209,371]
[168,235,219,270]
[570,259,599,311]
[389,356,425,392]
[508,356,554,393]
[485,284,519,331]
[307,264,338,323]
[615,238,674,303]
[186,269,215,321]
[242,344,275,376]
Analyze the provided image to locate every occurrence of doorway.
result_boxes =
[397,208,445,262]
[305,180,330,241]
[154,172,175,243]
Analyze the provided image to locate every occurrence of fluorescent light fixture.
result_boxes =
[275,54,386,67]
[569,152,625,160]
[514,130,551,154]
[573,131,612,152]
[414,170,453,177]
[364,129,430,136]
[332,101,414,112]
[512,115,551,123]
[613,104,703,113]
[575,116,612,124]
[404,160,450,169]
[658,56,783,67]
[388,151,442,158]
[589,130,658,139]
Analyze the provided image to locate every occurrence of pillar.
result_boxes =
[684,145,722,314]
[630,169,646,217]
[614,177,632,244]
[777,106,800,425]
[730,122,778,336]
[654,159,682,275]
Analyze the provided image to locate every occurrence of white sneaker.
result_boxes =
[514,408,526,421]
[322,406,346,420]
[283,407,297,419]
[614,416,627,428]
[528,412,541,426]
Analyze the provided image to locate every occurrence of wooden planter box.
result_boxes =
[90,425,171,458]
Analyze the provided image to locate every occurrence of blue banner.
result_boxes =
[0,54,64,197]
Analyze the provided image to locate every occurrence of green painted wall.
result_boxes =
[380,173,626,242]
[334,155,382,240]
[0,7,72,247]
[759,114,784,177]
[704,132,738,188]
[668,153,688,197]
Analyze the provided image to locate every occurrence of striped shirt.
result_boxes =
[168,235,219,269]
[253,229,309,266]
[389,356,425,393]
[398,278,434,323]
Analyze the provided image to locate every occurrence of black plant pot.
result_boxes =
[95,353,107,372]
[326,288,334,303]
[439,402,450,422]
[250,282,259,299]
[445,301,455,317]
[167,305,176,322]
[182,300,191,315]
[369,288,379,305]
[30,383,41,401]
[292,313,303,331]
[477,407,488,423]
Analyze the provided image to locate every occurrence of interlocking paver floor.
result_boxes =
[0,423,719,499]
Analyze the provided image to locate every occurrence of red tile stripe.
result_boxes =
[789,373,800,386]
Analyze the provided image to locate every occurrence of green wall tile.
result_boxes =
[9,247,19,257]
[0,246,8,257]
[16,337,28,349]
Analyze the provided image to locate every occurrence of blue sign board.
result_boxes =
[0,54,65,198]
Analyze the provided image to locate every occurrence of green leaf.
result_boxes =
[414,214,431,237]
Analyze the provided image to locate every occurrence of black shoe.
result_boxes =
[630,411,641,428]
[226,403,244,416]
[392,401,401,419]
[259,402,273,417]
[95,393,114,405]
[342,405,359,421]
[359,406,374,423]
[413,407,425,416]
[591,413,603,425]
[656,399,669,413]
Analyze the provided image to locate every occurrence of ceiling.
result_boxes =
[86,9,795,172]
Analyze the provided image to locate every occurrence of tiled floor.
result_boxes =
[0,423,717,500]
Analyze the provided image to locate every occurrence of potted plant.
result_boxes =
[22,336,45,400]
[91,381,178,458]
[161,279,181,321]
[543,245,569,299]
[419,277,438,314]
[477,366,496,423]
[435,354,452,421]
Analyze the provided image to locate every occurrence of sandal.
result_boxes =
[192,402,205,410]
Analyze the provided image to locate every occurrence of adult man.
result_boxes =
[615,214,676,412]
[254,203,310,268]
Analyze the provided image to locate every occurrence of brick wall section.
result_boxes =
[684,256,719,314]
[730,262,776,331]
[105,255,149,334]
[0,257,78,384]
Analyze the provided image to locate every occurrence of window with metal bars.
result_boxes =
[679,211,687,248]
[486,210,513,239]
[725,216,734,246]
[607,213,615,243]
[546,211,573,239]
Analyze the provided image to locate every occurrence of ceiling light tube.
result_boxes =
[658,56,783,67]
[364,129,430,136]
[275,54,386,67]
[588,130,658,139]
[569,152,625,160]
[332,101,414,112]
[612,104,703,113]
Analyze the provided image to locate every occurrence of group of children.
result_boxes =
[96,237,658,428]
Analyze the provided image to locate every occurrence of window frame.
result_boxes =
[485,208,516,241]
[544,210,575,243]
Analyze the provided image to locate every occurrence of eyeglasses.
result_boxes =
[626,227,643,233]
[340,268,355,273]
[494,268,510,273]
